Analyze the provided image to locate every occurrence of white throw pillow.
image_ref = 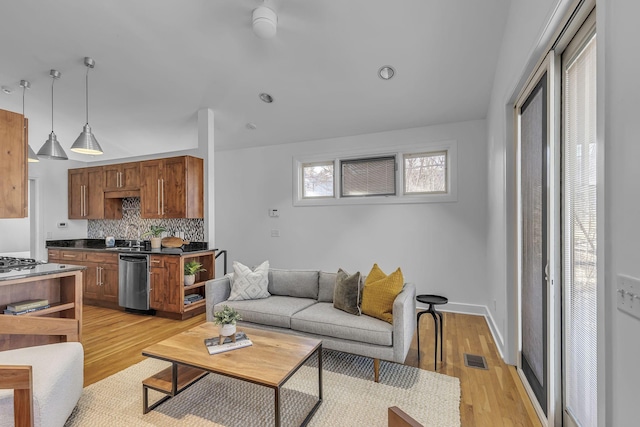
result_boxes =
[228,260,270,301]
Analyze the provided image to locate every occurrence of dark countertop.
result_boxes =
[46,239,215,256]
[0,263,86,282]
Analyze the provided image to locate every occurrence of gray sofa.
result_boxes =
[205,268,416,381]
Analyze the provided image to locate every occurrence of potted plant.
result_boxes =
[184,260,206,286]
[212,305,242,337]
[141,225,166,249]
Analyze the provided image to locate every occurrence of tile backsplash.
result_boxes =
[88,198,205,241]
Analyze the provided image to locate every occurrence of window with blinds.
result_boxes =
[341,156,396,197]
[562,28,597,427]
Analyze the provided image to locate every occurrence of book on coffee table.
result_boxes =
[204,331,253,355]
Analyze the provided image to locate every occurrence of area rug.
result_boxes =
[65,350,460,427]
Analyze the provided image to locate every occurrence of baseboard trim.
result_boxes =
[416,301,506,361]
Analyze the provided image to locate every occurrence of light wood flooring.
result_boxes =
[82,306,540,426]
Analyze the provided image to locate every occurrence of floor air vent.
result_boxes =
[463,353,488,370]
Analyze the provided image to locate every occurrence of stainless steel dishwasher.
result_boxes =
[118,254,150,311]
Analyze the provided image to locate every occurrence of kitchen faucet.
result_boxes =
[125,223,141,247]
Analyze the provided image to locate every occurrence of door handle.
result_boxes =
[545,263,549,282]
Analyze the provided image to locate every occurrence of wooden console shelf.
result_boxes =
[0,269,83,351]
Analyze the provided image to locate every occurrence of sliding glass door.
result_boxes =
[562,12,597,427]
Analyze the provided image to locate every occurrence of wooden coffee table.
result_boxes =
[141,324,322,426]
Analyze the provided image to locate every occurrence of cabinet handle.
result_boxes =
[151,260,161,264]
[63,254,76,258]
[161,178,164,215]
[80,185,84,217]
[83,185,87,217]
[118,172,121,188]
[157,179,161,215]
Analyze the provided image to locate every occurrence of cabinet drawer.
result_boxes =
[84,252,118,264]
[47,249,61,261]
[58,250,86,262]
[150,256,166,268]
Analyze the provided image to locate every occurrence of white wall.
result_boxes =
[27,159,87,259]
[603,1,640,425]
[215,120,489,307]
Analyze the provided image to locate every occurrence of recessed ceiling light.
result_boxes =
[259,93,274,103]
[378,66,395,80]
[246,122,257,130]
[2,86,13,94]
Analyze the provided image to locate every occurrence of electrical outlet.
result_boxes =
[617,274,640,320]
[270,229,280,237]
[269,209,279,218]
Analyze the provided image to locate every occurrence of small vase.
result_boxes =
[184,274,195,286]
[219,323,236,337]
[150,237,161,249]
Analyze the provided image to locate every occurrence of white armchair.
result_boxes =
[0,316,83,427]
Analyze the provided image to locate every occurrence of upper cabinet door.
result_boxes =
[140,159,163,219]
[104,162,140,192]
[121,162,140,190]
[85,167,105,219]
[68,167,105,219]
[0,109,27,218]
[68,169,86,219]
[162,157,187,218]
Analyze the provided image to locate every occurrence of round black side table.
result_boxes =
[416,294,448,370]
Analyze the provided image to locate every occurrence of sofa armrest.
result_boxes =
[392,283,417,363]
[205,277,231,322]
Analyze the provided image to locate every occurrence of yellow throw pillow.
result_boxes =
[361,264,404,323]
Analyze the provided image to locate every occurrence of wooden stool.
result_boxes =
[416,294,448,370]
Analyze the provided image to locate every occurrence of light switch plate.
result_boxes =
[617,274,640,320]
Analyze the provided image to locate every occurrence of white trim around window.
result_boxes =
[293,140,458,206]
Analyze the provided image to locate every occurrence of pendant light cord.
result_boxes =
[85,66,89,125]
[51,76,55,133]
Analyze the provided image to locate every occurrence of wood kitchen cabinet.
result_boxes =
[149,255,183,313]
[140,156,203,219]
[82,252,119,306]
[69,167,122,219]
[104,161,140,192]
[149,251,214,320]
[47,249,119,309]
[0,109,28,218]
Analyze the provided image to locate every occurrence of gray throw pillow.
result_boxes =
[333,268,361,315]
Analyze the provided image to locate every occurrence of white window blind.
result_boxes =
[563,32,597,427]
[341,156,396,197]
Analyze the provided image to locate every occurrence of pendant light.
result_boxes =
[20,79,39,163]
[37,69,68,160]
[71,57,103,155]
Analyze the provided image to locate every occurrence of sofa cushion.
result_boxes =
[268,269,319,299]
[333,269,361,315]
[228,260,270,301]
[291,302,393,346]
[0,342,83,427]
[361,264,404,324]
[318,271,337,302]
[215,296,317,329]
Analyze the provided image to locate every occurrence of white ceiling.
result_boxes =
[0,0,510,162]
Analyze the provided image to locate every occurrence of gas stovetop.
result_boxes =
[0,256,45,274]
